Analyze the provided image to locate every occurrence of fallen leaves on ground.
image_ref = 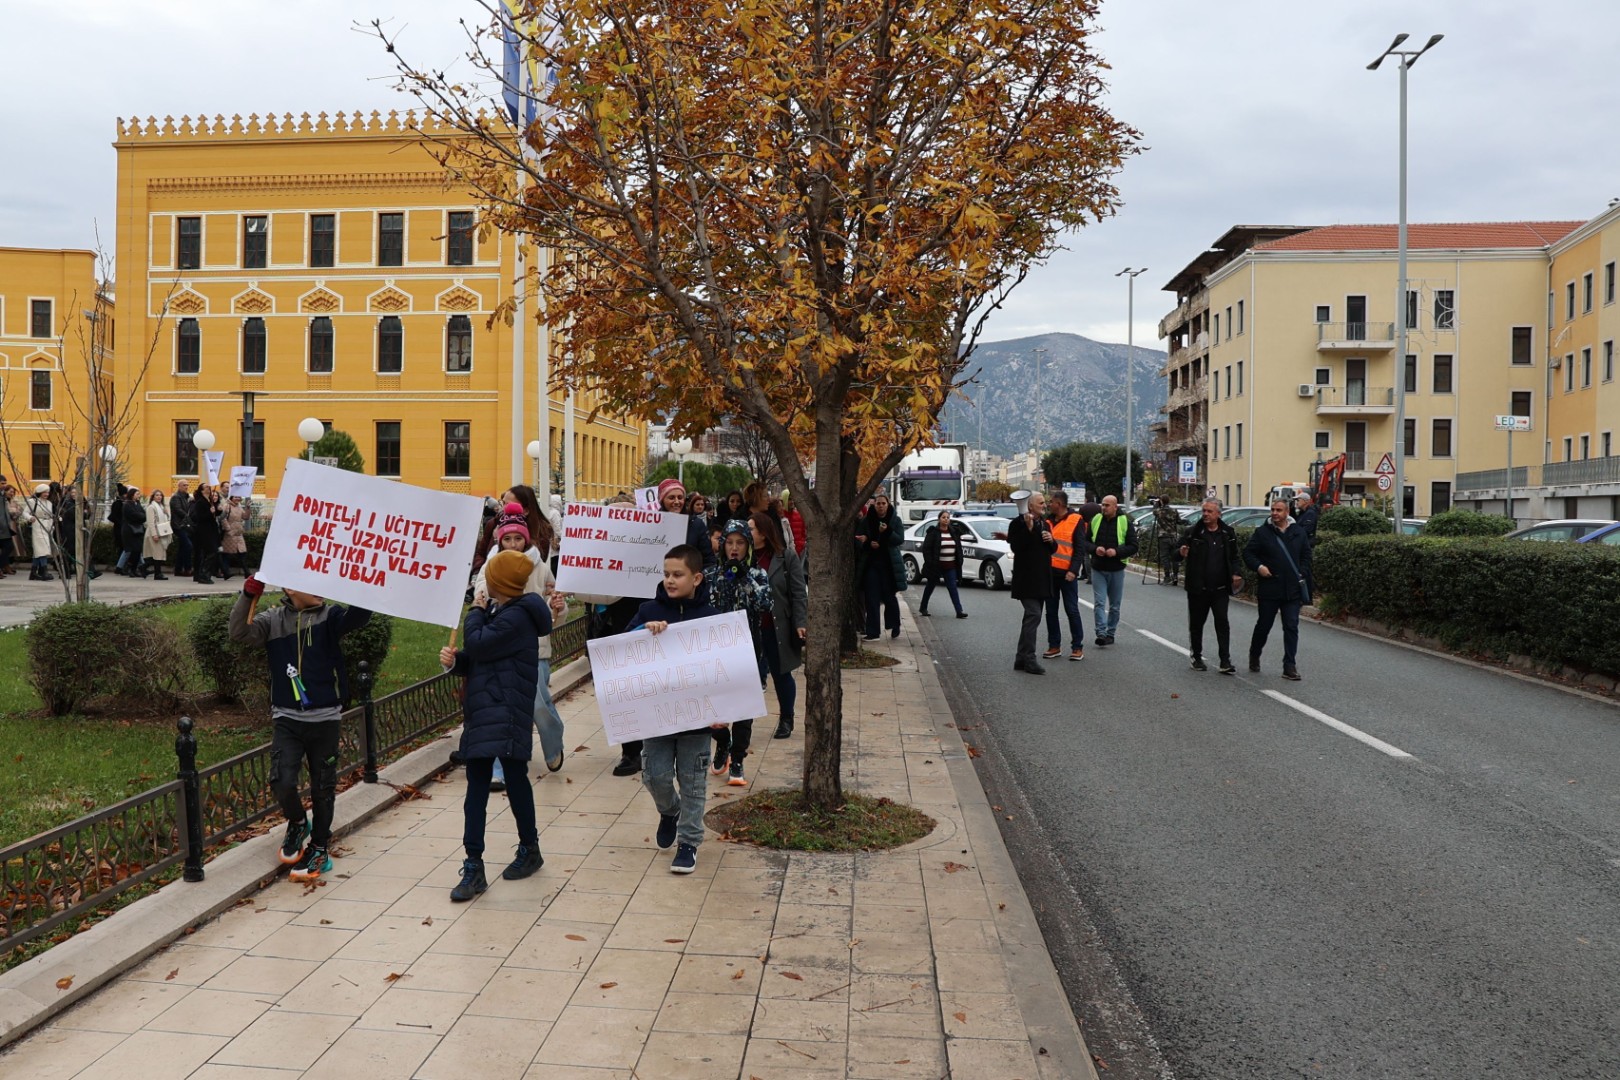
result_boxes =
[953,1011,968,1023]
[599,981,618,989]
[165,969,178,981]
[384,972,409,982]
[565,934,586,941]
[942,861,971,874]
[55,976,74,990]
[780,971,804,981]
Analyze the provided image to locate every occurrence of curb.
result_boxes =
[0,657,593,1049]
[902,626,1100,1080]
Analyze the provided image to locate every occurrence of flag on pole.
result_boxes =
[500,0,542,129]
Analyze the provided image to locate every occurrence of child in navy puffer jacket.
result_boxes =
[440,549,553,902]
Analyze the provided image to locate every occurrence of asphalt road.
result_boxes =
[916,568,1620,1080]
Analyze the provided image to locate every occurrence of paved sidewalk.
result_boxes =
[0,570,245,627]
[1,615,1092,1079]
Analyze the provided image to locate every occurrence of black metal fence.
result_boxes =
[0,613,588,955]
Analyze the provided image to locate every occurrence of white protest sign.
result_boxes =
[555,502,688,598]
[228,466,258,498]
[589,610,768,745]
[634,486,660,510]
[257,459,483,627]
[203,451,224,486]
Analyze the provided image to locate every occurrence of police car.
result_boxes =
[899,514,1013,590]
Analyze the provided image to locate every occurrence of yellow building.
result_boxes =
[1526,204,1620,517]
[112,110,643,501]
[0,247,107,486]
[1193,221,1583,517]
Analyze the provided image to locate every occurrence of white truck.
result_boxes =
[890,443,969,524]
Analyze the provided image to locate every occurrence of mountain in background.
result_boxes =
[939,332,1166,458]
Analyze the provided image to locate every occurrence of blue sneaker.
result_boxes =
[656,814,678,850]
[670,842,697,874]
[288,844,331,883]
[278,815,310,866]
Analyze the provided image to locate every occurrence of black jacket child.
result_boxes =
[448,593,553,761]
[229,593,372,715]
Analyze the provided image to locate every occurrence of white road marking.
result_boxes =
[1135,628,1191,657]
[1079,599,1095,609]
[1262,689,1414,760]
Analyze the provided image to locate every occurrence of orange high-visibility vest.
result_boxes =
[1050,512,1082,570]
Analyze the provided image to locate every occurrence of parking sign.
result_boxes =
[1178,456,1198,484]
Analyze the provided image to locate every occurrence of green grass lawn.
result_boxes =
[0,596,455,849]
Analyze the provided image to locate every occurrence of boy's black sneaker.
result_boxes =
[727,759,747,787]
[656,814,678,850]
[502,845,544,880]
[612,753,642,777]
[711,748,729,776]
[279,816,310,866]
[1190,657,1207,671]
[671,843,697,874]
[1282,666,1302,682]
[288,844,331,883]
[1219,660,1236,675]
[1249,656,1261,673]
[451,859,487,901]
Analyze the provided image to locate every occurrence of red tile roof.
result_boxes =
[1255,221,1585,253]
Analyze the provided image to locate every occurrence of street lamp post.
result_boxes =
[669,437,694,487]
[298,417,324,462]
[191,428,215,487]
[527,439,544,493]
[1116,268,1148,505]
[1369,32,1444,533]
[99,444,118,524]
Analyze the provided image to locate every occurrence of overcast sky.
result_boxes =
[4,0,1617,347]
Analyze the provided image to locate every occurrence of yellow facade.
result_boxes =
[1546,208,1620,466]
[1202,232,1570,517]
[113,111,644,501]
[0,248,105,485]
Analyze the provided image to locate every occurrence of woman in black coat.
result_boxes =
[854,493,906,639]
[121,489,148,577]
[919,510,973,619]
[190,485,222,584]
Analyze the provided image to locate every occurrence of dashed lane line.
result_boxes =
[1262,689,1414,760]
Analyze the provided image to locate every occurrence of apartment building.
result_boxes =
[0,247,106,485]
[1190,221,1583,516]
[1456,203,1620,518]
[1153,227,1311,485]
[111,110,644,500]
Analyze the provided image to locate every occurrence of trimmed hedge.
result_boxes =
[1317,506,1388,536]
[86,524,270,568]
[1423,510,1514,537]
[1316,535,1620,676]
[26,603,190,715]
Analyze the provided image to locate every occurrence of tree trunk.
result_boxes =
[837,436,862,655]
[801,508,849,810]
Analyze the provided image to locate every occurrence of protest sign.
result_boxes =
[589,610,768,745]
[554,502,687,597]
[203,451,224,486]
[228,466,258,498]
[634,486,660,511]
[256,459,483,627]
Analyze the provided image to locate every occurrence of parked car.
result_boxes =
[1398,518,1427,535]
[900,515,1013,589]
[1218,506,1276,529]
[1502,519,1617,542]
[1574,521,1620,544]
[962,502,1020,520]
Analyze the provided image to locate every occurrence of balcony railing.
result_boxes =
[1456,466,1540,491]
[1544,456,1620,486]
[1315,386,1395,410]
[1317,321,1396,345]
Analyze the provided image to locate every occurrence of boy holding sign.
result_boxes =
[230,576,372,882]
[627,544,724,873]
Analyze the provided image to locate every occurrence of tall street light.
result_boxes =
[1369,32,1443,532]
[192,428,215,487]
[298,417,324,462]
[1116,267,1148,505]
[669,437,694,487]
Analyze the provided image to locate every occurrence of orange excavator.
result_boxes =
[1308,454,1347,507]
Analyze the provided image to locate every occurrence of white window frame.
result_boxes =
[1236,300,1245,335]
[1582,346,1593,388]
[1580,433,1591,460]
[1605,261,1616,306]
[1433,289,1455,331]
[445,315,474,373]
[241,213,270,270]
[1313,366,1331,386]
[29,368,53,411]
[1430,416,1454,459]
[306,316,336,375]
[1431,353,1454,395]
[240,316,267,375]
[1563,436,1574,462]
[375,315,405,375]
[1565,354,1575,393]
[1314,303,1331,324]
[1603,431,1613,458]
[174,316,201,376]
[1509,325,1534,365]
[175,216,204,271]
[1583,272,1594,313]
[1566,280,1576,322]
[1314,430,1331,451]
[1604,340,1615,383]
[27,296,54,339]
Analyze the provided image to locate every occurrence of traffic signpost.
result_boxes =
[1493,414,1531,524]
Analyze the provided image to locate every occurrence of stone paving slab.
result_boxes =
[1,612,1095,1079]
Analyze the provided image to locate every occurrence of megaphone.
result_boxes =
[1011,489,1033,514]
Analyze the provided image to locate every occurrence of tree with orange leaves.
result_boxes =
[379,0,1138,807]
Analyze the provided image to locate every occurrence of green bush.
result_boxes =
[1423,510,1514,537]
[188,594,393,706]
[187,596,268,704]
[1317,535,1620,675]
[107,613,192,713]
[1318,506,1389,536]
[27,603,132,716]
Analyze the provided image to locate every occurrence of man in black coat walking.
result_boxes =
[1006,491,1056,674]
[1243,499,1313,680]
[170,481,194,577]
[1178,499,1244,673]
